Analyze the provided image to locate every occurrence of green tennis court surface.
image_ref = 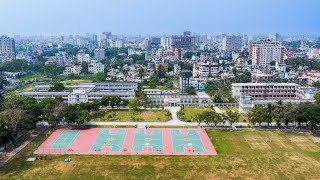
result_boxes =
[49,130,80,149]
[90,129,127,152]
[171,129,206,153]
[132,129,163,152]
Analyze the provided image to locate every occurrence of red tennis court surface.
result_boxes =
[35,128,217,155]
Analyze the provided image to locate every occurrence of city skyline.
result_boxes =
[1,0,320,36]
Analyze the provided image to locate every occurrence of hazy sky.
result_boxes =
[1,0,319,36]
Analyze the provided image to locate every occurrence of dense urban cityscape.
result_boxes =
[1,0,320,179]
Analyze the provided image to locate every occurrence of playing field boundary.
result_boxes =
[35,128,217,155]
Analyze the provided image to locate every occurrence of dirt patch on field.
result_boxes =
[289,137,320,152]
[243,135,271,150]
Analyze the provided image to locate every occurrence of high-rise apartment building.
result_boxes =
[161,37,171,49]
[249,39,285,68]
[0,36,16,61]
[222,35,242,52]
[171,32,195,50]
[94,48,105,61]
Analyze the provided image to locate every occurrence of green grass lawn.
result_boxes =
[179,107,214,122]
[1,130,320,179]
[61,79,93,85]
[17,73,45,81]
[91,110,169,122]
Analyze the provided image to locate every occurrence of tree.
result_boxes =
[122,99,129,108]
[248,105,268,127]
[156,64,166,79]
[265,103,273,125]
[63,105,79,125]
[223,108,240,127]
[52,82,65,91]
[129,99,140,111]
[205,81,218,97]
[186,86,196,95]
[199,111,218,126]
[213,93,223,103]
[315,91,320,104]
[101,96,110,107]
[114,96,122,109]
[40,98,65,126]
[1,109,27,143]
[138,67,145,79]
[296,103,320,130]
[94,72,106,82]
[184,51,194,59]
[110,96,117,109]
[165,110,172,120]
[76,110,90,124]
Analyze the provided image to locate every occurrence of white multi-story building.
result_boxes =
[88,61,105,74]
[222,35,242,52]
[198,62,220,77]
[143,89,211,107]
[0,36,15,61]
[77,53,91,64]
[160,37,171,49]
[63,66,81,75]
[128,48,136,56]
[156,48,173,58]
[115,39,124,48]
[231,83,317,112]
[249,39,285,68]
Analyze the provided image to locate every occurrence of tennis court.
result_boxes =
[35,128,217,155]
[49,130,81,149]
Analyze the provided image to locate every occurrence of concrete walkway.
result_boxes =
[0,125,48,166]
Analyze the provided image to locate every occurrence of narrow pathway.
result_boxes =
[0,125,48,166]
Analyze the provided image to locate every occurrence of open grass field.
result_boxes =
[61,79,93,85]
[17,73,45,81]
[91,110,169,122]
[179,107,214,122]
[1,130,320,179]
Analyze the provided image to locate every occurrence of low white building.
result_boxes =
[63,65,82,75]
[18,82,138,104]
[143,89,211,107]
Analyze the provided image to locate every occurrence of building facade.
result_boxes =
[249,39,285,68]
[88,61,105,74]
[94,48,105,61]
[231,83,316,112]
[222,35,242,52]
[18,82,138,104]
[0,36,16,61]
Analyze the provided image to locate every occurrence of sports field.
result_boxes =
[35,128,217,155]
[1,130,320,179]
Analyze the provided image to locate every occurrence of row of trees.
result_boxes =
[180,108,240,127]
[248,102,320,130]
[0,94,140,149]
